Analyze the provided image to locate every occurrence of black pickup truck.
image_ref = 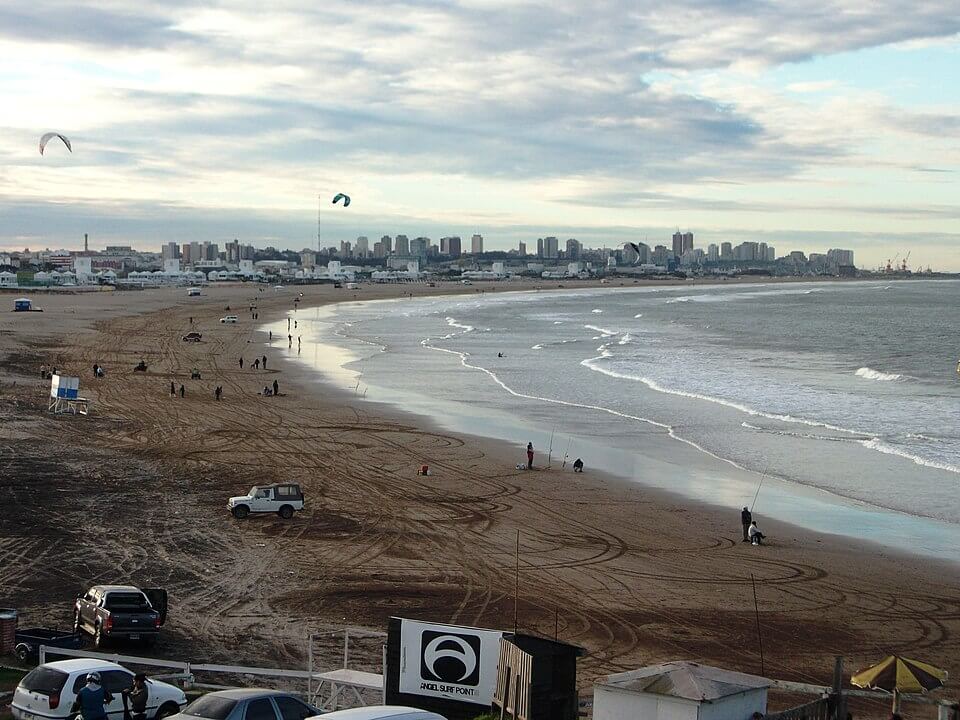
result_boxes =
[73,585,167,648]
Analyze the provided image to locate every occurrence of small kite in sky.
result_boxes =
[332,193,351,207]
[39,132,72,155]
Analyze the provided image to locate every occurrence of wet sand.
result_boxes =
[1,280,958,716]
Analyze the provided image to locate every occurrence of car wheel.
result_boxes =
[14,643,31,664]
[232,505,249,519]
[93,623,104,648]
[156,702,180,720]
[278,505,294,519]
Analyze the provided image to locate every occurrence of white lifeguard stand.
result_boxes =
[48,374,89,415]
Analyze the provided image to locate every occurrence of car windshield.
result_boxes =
[248,486,260,497]
[21,667,68,696]
[104,592,151,610]
[183,696,238,720]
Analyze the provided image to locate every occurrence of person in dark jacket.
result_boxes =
[71,673,113,720]
[273,379,279,396]
[741,506,752,542]
[526,442,534,470]
[122,674,149,720]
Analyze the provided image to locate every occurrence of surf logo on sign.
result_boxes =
[420,630,481,686]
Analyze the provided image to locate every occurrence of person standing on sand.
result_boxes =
[269,330,272,341]
[287,318,291,330]
[239,357,244,370]
[254,358,260,370]
[179,384,185,398]
[741,506,752,542]
[262,355,267,369]
[170,382,175,397]
[273,379,279,396]
[215,386,222,401]
[527,442,534,470]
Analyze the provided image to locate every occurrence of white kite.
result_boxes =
[39,132,72,155]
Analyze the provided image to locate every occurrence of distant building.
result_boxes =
[707,243,719,262]
[395,235,410,255]
[672,231,683,258]
[518,241,526,256]
[410,237,428,258]
[440,236,462,257]
[682,231,694,253]
[537,237,544,257]
[721,242,733,260]
[161,242,179,262]
[652,245,670,265]
[827,248,854,266]
[355,236,369,258]
[566,238,581,260]
[471,234,483,254]
[380,235,393,255]
[339,240,352,258]
[300,251,316,268]
[543,236,559,259]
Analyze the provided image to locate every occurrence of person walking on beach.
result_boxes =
[215,386,222,401]
[170,381,175,397]
[254,358,260,370]
[741,506,752,542]
[269,330,272,341]
[288,334,293,347]
[262,355,267,369]
[526,442,534,470]
[287,317,291,330]
[273,379,279,396]
[179,384,185,398]
[239,357,244,370]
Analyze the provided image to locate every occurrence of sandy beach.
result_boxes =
[2,279,958,715]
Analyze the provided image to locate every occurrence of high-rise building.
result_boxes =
[339,240,352,257]
[682,231,694,253]
[707,243,719,262]
[543,236,559,259]
[380,235,393,255]
[471,234,483,254]
[827,248,854,266]
[652,245,670,265]
[355,236,369,257]
[672,231,683,258]
[410,237,428,258]
[566,238,581,260]
[395,235,410,255]
[720,242,733,261]
[161,242,179,262]
[189,242,201,266]
[537,238,544,257]
[373,241,385,258]
[300,251,316,268]
[518,241,526,256]
[735,241,759,261]
[445,236,462,258]
[181,243,191,264]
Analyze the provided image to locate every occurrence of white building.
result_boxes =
[827,248,854,266]
[163,258,181,274]
[0,271,17,287]
[471,234,484,254]
[594,662,770,720]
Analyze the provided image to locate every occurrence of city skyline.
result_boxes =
[1,2,958,269]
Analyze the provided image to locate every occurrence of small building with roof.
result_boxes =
[594,661,770,720]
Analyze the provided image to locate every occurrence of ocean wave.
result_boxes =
[553,321,563,324]
[618,333,632,345]
[531,344,543,350]
[855,367,903,382]
[592,308,603,313]
[634,313,643,318]
[584,324,618,336]
[445,317,474,332]
[859,438,960,474]
[665,297,691,304]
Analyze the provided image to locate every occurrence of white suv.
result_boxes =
[227,484,304,519]
[219,316,238,323]
[12,659,186,720]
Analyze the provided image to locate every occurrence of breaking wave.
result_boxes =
[855,367,903,382]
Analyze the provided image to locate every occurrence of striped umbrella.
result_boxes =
[852,656,948,712]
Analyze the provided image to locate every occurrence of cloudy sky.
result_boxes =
[1,0,959,269]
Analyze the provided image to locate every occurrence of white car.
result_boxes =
[220,316,238,323]
[11,659,187,720]
[227,483,304,519]
[308,708,447,720]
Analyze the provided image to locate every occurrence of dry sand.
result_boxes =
[1,280,958,716]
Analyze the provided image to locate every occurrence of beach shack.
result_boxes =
[13,297,32,312]
[593,662,770,720]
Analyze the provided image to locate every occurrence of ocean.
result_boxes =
[278,280,960,561]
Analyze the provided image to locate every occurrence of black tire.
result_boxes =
[156,703,180,720]
[93,623,105,649]
[278,505,294,519]
[14,643,31,664]
[232,505,249,519]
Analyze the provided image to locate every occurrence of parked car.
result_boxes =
[182,332,202,342]
[164,689,318,720]
[11,659,186,720]
[227,484,304,519]
[74,585,167,648]
[308,708,447,719]
[220,316,239,323]
[187,288,201,297]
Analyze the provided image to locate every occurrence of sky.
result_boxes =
[1,1,958,270]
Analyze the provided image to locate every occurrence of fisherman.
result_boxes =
[239,357,244,370]
[526,442,534,470]
[741,506,752,542]
[179,384,185,398]
[70,672,113,720]
[263,385,272,396]
[273,379,279,396]
[93,363,99,377]
[573,458,584,473]
[254,358,260,370]
[122,674,149,720]
[748,521,765,545]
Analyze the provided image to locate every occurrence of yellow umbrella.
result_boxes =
[852,656,948,712]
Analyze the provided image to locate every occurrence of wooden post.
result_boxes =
[832,656,846,720]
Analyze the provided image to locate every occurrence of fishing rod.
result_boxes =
[546,425,556,469]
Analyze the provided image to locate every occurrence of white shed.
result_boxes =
[594,662,770,720]
[0,270,17,287]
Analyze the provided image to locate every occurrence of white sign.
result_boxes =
[398,619,503,706]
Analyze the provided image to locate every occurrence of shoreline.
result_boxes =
[270,288,960,565]
[2,280,958,709]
